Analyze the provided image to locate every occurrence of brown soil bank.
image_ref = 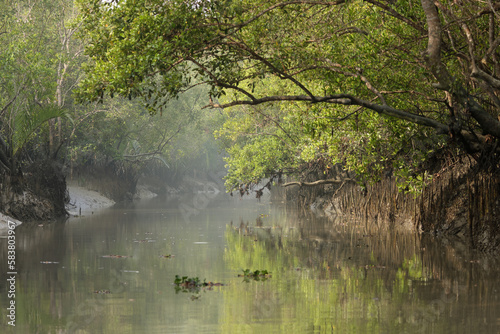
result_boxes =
[0,160,68,222]
[301,158,500,254]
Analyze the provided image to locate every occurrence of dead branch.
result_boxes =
[282,178,354,187]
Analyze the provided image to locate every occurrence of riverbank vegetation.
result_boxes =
[1,0,499,250]
[76,0,500,193]
[0,0,225,219]
[72,0,500,249]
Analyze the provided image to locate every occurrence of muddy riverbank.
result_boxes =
[289,158,500,255]
[65,185,116,215]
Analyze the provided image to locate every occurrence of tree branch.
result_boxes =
[365,0,426,34]
[233,1,346,30]
[282,178,354,187]
[251,107,297,145]
[208,93,449,132]
[224,37,317,100]
[0,134,11,173]
[421,0,500,138]
[471,68,500,90]
[421,0,453,89]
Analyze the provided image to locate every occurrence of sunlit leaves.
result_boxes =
[75,0,499,194]
[223,137,291,192]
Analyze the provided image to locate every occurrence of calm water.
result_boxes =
[0,193,499,333]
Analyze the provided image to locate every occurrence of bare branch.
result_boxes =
[282,178,354,187]
[123,126,181,161]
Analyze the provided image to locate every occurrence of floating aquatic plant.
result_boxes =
[173,275,224,294]
[238,269,272,281]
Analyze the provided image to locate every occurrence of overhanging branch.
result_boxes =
[208,93,450,132]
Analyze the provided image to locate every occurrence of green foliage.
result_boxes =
[75,0,500,195]
[12,105,72,155]
[223,137,290,191]
[0,0,83,174]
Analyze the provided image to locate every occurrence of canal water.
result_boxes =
[0,192,499,333]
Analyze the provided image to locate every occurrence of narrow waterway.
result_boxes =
[0,193,499,333]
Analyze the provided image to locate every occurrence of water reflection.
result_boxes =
[223,208,500,334]
[0,194,498,333]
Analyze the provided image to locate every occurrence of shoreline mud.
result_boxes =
[65,186,116,216]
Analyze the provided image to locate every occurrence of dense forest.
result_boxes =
[0,0,225,219]
[1,0,500,248]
